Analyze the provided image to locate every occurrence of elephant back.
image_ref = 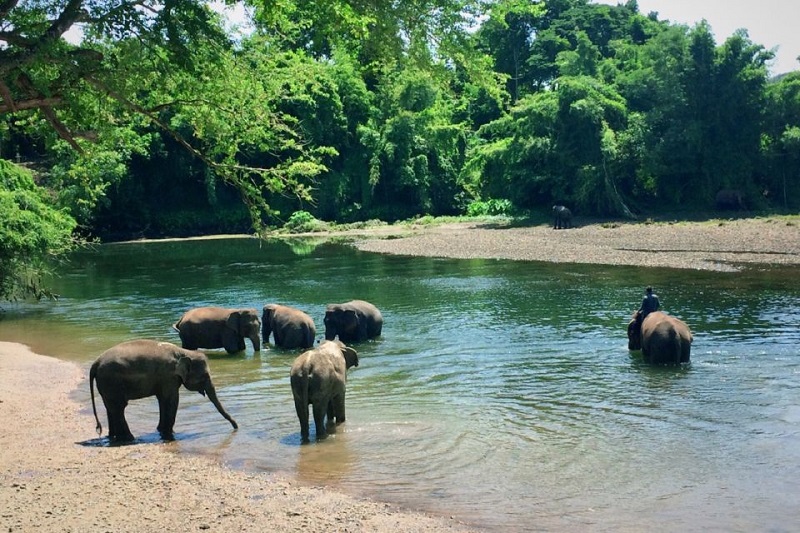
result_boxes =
[640,312,692,365]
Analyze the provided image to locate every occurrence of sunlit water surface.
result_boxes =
[1,237,799,531]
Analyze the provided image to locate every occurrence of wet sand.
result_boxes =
[0,343,471,532]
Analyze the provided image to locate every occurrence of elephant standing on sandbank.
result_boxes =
[262,303,316,349]
[552,205,572,229]
[715,189,746,211]
[324,300,383,343]
[173,306,261,354]
[627,311,693,365]
[290,340,359,442]
[90,339,238,442]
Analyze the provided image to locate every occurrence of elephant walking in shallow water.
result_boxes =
[173,306,261,354]
[90,339,238,442]
[324,300,383,343]
[628,311,693,365]
[262,303,316,349]
[290,340,359,442]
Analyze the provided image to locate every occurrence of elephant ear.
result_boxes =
[175,356,191,384]
[226,311,241,332]
[342,345,359,368]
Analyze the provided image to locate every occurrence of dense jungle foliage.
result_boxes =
[1,0,799,299]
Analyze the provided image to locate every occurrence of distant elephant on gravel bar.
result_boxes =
[715,189,746,210]
[290,340,359,442]
[628,311,693,365]
[552,205,572,229]
[262,303,316,349]
[173,306,261,354]
[90,339,238,442]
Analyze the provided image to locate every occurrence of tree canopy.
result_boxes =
[1,0,799,299]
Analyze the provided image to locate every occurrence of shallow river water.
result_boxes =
[1,237,799,531]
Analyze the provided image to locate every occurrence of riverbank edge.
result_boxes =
[112,215,800,272]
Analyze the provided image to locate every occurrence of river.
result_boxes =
[1,237,798,531]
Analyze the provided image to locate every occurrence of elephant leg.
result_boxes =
[222,331,242,354]
[178,332,198,350]
[294,397,310,442]
[326,399,336,426]
[681,343,691,364]
[312,401,328,440]
[105,400,134,442]
[332,394,346,425]
[156,391,179,439]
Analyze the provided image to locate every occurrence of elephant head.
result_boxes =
[226,308,261,352]
[175,352,238,430]
[627,312,643,350]
[324,306,359,341]
[262,304,278,344]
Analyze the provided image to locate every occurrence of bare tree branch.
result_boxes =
[40,104,83,152]
[0,80,16,111]
[45,0,88,41]
[0,96,63,113]
[16,73,82,152]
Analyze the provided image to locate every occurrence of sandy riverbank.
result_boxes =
[349,216,800,272]
[0,342,472,532]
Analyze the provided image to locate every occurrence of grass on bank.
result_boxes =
[266,208,799,237]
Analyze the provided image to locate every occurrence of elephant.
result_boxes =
[290,340,359,442]
[552,205,572,229]
[627,311,693,365]
[173,306,261,354]
[262,303,316,349]
[323,299,383,343]
[89,339,238,442]
[715,189,746,210]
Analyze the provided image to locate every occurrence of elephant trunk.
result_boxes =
[203,382,238,430]
[250,333,261,352]
[261,321,272,346]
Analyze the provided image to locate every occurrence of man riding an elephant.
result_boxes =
[635,286,660,327]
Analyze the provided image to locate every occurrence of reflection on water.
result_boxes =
[2,237,800,531]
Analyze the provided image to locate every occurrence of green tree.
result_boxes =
[357,68,469,219]
[762,72,800,208]
[0,160,76,300]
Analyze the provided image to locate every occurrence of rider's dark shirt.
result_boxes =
[640,294,660,318]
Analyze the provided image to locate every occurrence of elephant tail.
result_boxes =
[300,369,309,410]
[668,329,681,365]
[89,362,102,437]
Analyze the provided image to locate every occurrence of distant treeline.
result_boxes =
[3,0,799,241]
